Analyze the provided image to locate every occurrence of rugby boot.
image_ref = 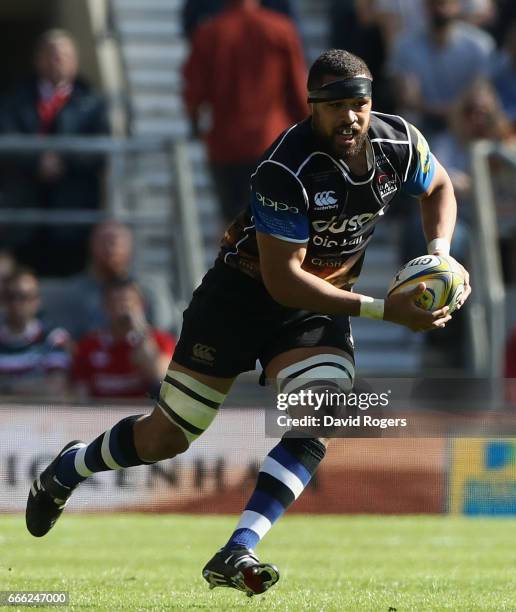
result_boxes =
[202,547,280,597]
[26,440,85,537]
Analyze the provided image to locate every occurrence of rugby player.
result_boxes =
[26,50,471,597]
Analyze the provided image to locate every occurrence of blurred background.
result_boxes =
[0,0,515,518]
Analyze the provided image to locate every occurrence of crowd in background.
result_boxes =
[0,0,515,399]
[0,222,177,402]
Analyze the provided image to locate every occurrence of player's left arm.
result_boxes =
[403,125,471,307]
[418,158,455,249]
[420,159,471,308]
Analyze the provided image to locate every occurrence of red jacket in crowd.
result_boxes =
[183,3,308,163]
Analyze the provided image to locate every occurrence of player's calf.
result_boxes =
[133,407,190,461]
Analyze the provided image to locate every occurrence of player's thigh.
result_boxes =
[261,310,355,385]
[147,264,266,449]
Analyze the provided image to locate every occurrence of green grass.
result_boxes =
[1,514,516,611]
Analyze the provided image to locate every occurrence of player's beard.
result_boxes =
[337,129,368,162]
[315,121,369,161]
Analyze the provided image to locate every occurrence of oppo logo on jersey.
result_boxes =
[256,192,299,214]
[312,213,374,234]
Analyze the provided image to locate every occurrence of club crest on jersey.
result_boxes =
[314,191,338,207]
[376,173,397,199]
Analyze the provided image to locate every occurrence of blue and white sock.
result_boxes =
[54,415,153,489]
[224,437,326,551]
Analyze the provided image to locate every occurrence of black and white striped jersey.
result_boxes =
[218,111,435,289]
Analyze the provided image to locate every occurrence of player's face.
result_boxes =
[311,89,372,160]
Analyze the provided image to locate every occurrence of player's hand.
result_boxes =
[384,283,452,332]
[434,253,471,310]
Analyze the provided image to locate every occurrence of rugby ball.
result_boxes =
[388,255,465,313]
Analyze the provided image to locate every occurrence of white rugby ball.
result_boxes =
[388,255,465,313]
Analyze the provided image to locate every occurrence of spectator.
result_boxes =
[181,0,297,40]
[491,20,516,127]
[389,0,495,135]
[73,279,176,400]
[0,29,110,277]
[431,80,515,283]
[182,0,308,223]
[329,0,394,113]
[373,0,494,45]
[0,268,71,396]
[42,220,178,340]
[402,79,512,264]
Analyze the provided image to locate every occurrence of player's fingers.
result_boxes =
[431,306,450,319]
[432,314,452,327]
[457,284,472,309]
[409,282,426,296]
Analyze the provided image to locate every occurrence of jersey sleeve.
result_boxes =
[251,161,309,243]
[402,123,437,196]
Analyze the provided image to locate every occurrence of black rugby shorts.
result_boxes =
[173,260,355,378]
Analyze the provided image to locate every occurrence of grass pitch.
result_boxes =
[1,514,516,611]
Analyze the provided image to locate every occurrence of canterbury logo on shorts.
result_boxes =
[192,343,216,363]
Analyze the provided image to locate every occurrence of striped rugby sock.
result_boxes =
[54,415,152,489]
[225,437,326,551]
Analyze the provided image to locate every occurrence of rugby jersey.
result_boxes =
[0,320,70,392]
[218,111,436,289]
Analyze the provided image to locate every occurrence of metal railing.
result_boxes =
[0,135,205,305]
[469,140,516,379]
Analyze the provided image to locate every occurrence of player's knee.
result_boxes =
[277,354,354,409]
[276,354,355,435]
[154,369,227,453]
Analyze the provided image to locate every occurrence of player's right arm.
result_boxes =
[253,162,450,331]
[258,233,450,331]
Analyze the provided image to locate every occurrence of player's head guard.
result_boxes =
[308,77,372,103]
